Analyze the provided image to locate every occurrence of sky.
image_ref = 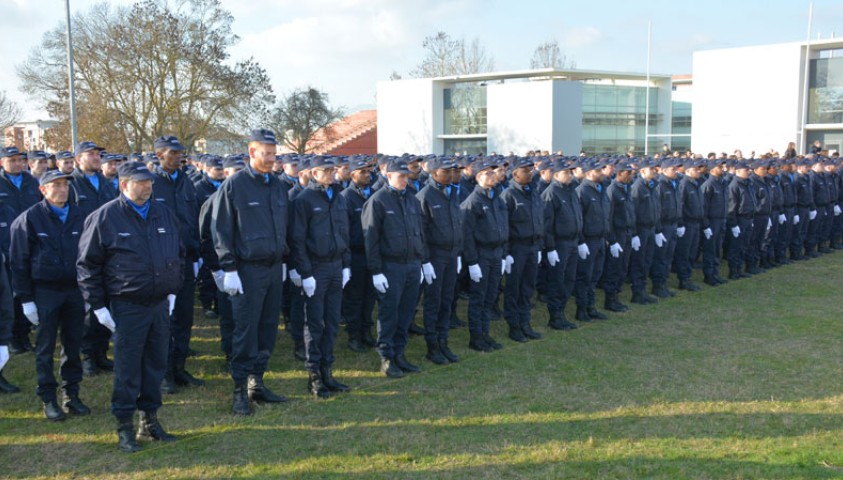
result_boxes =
[2,0,843,120]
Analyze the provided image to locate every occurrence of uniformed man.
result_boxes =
[0,257,16,393]
[27,151,50,181]
[574,160,609,321]
[700,159,728,285]
[726,162,757,279]
[77,161,182,453]
[290,156,352,398]
[675,159,704,291]
[151,135,203,393]
[0,146,43,354]
[629,158,660,304]
[792,158,814,259]
[501,157,544,342]
[212,129,289,415]
[603,160,635,311]
[193,156,225,319]
[807,158,829,256]
[650,158,681,298]
[777,159,797,263]
[68,141,119,377]
[339,159,377,353]
[101,154,125,193]
[362,159,427,377]
[416,156,462,363]
[287,157,311,362]
[746,159,772,274]
[541,158,581,330]
[461,159,508,352]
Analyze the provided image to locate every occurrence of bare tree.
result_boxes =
[410,31,495,78]
[530,40,576,70]
[18,0,274,152]
[269,87,343,154]
[0,91,21,131]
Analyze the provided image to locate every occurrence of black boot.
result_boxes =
[362,329,377,347]
[425,340,449,365]
[652,284,675,298]
[174,359,205,387]
[82,356,100,377]
[347,333,368,353]
[483,333,503,350]
[380,358,404,378]
[307,371,331,399]
[603,293,629,312]
[548,311,578,330]
[394,354,421,373]
[137,410,176,442]
[247,375,287,403]
[43,398,66,421]
[521,323,542,340]
[95,351,114,371]
[631,291,658,305]
[117,417,140,453]
[408,321,425,336]
[575,306,591,322]
[63,393,91,416]
[160,362,177,394]
[0,369,20,394]
[587,306,608,320]
[232,383,252,416]
[8,335,26,355]
[678,279,701,292]
[439,338,460,363]
[468,334,492,352]
[449,311,466,328]
[293,340,306,361]
[321,366,351,393]
[508,324,527,343]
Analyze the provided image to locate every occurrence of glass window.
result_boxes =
[808,57,843,124]
[444,138,487,156]
[444,84,488,135]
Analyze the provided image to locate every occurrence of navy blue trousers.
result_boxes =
[422,248,458,343]
[34,286,84,402]
[376,261,421,360]
[303,261,343,373]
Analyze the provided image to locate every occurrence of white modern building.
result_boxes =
[692,38,843,155]
[377,69,675,156]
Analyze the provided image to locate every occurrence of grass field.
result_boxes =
[2,254,843,479]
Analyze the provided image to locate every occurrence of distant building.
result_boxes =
[692,38,843,155]
[4,120,58,152]
[277,109,378,155]
[377,69,676,156]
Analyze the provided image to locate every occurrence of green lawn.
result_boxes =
[2,255,843,479]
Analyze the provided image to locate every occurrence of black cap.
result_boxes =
[428,157,458,171]
[386,159,412,174]
[27,150,49,161]
[117,161,157,181]
[349,159,372,172]
[75,141,105,155]
[153,136,185,151]
[248,129,277,145]
[0,146,22,158]
[39,170,72,186]
[309,156,336,169]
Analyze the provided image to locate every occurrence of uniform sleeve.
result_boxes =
[211,182,238,272]
[726,183,739,227]
[362,195,383,275]
[606,188,619,245]
[461,199,479,265]
[290,195,313,279]
[199,197,220,272]
[340,196,351,269]
[416,190,431,262]
[8,213,34,303]
[542,190,556,249]
[701,182,712,230]
[76,213,108,311]
[0,261,14,345]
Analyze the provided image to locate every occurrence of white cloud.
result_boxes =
[562,26,604,49]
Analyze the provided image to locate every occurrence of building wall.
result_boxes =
[487,81,553,155]
[692,43,804,155]
[328,127,377,155]
[552,81,582,155]
[377,79,438,155]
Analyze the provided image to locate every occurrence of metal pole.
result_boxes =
[800,3,813,154]
[65,0,79,151]
[644,21,651,156]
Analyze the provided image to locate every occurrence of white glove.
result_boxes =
[703,228,713,240]
[609,243,623,258]
[731,226,741,238]
[500,259,506,275]
[777,214,786,224]
[676,226,686,238]
[547,250,560,266]
[655,233,666,248]
[192,262,199,277]
[282,263,287,282]
[422,262,436,285]
[0,345,8,371]
[456,256,462,274]
[94,307,116,333]
[372,273,389,293]
[809,209,817,220]
[766,218,772,231]
[631,236,641,251]
[289,269,302,287]
[468,264,483,283]
[537,251,542,264]
[835,205,842,216]
[577,243,590,259]
[302,277,316,297]
[22,302,39,326]
[197,257,203,270]
[212,270,225,292]
[793,214,800,225]
[504,255,514,274]
[342,268,351,289]
[223,271,244,296]
[167,294,176,315]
